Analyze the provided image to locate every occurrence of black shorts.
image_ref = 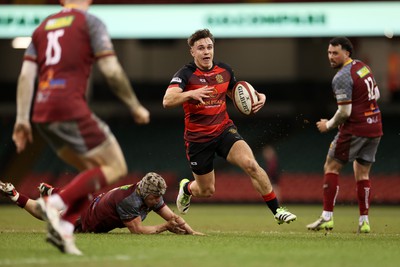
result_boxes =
[185,125,243,175]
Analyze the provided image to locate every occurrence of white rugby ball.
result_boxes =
[232,81,258,115]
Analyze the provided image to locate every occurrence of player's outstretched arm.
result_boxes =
[157,205,204,235]
[97,56,150,124]
[124,215,172,234]
[0,181,43,220]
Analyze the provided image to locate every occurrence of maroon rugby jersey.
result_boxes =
[168,62,237,143]
[332,59,383,137]
[24,7,114,122]
[80,184,165,233]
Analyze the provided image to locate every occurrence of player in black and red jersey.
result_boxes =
[12,0,150,255]
[307,37,383,234]
[163,29,296,226]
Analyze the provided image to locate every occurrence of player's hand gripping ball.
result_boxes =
[232,81,258,115]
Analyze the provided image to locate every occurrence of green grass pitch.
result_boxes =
[0,204,399,267]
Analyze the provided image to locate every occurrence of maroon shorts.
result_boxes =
[328,131,381,164]
[36,113,112,154]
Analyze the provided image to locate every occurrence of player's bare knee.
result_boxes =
[242,159,259,177]
[110,158,128,178]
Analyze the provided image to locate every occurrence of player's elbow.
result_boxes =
[104,68,123,85]
[162,96,175,109]
[338,104,352,120]
[128,227,142,234]
[99,59,126,87]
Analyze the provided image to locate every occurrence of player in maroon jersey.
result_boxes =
[307,37,383,233]
[163,29,297,225]
[12,0,150,255]
[0,173,202,235]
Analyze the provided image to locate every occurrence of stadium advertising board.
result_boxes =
[0,2,398,39]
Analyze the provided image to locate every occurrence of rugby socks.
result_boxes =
[52,187,62,194]
[323,173,339,212]
[15,194,29,208]
[58,167,107,207]
[3,186,28,208]
[322,210,333,221]
[359,215,369,225]
[183,181,193,195]
[357,179,371,216]
[262,191,279,215]
[8,192,29,208]
[62,196,91,224]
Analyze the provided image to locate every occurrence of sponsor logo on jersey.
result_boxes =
[171,77,182,83]
[366,116,379,124]
[364,103,380,116]
[336,93,348,101]
[208,87,218,98]
[45,15,75,31]
[36,91,50,103]
[195,99,223,108]
[356,66,370,78]
[215,74,224,84]
[39,68,66,90]
[228,128,238,134]
[119,185,133,190]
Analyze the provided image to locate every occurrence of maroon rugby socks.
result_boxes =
[59,167,106,208]
[323,172,339,212]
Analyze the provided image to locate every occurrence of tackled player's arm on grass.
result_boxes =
[97,55,150,124]
[123,215,171,234]
[123,205,190,235]
[156,205,205,236]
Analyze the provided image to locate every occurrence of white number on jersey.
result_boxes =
[45,29,64,66]
[364,76,377,101]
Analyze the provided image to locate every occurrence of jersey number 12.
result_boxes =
[364,76,377,101]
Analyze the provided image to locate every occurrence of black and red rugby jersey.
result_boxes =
[168,62,237,143]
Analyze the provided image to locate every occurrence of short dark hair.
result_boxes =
[187,29,215,47]
[329,37,354,57]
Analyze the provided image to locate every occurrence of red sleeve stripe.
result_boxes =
[23,55,37,62]
[94,50,115,59]
[337,100,352,105]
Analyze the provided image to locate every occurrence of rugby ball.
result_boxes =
[232,81,258,115]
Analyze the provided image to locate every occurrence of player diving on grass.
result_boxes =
[0,173,203,236]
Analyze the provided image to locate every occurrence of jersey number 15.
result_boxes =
[45,29,64,66]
